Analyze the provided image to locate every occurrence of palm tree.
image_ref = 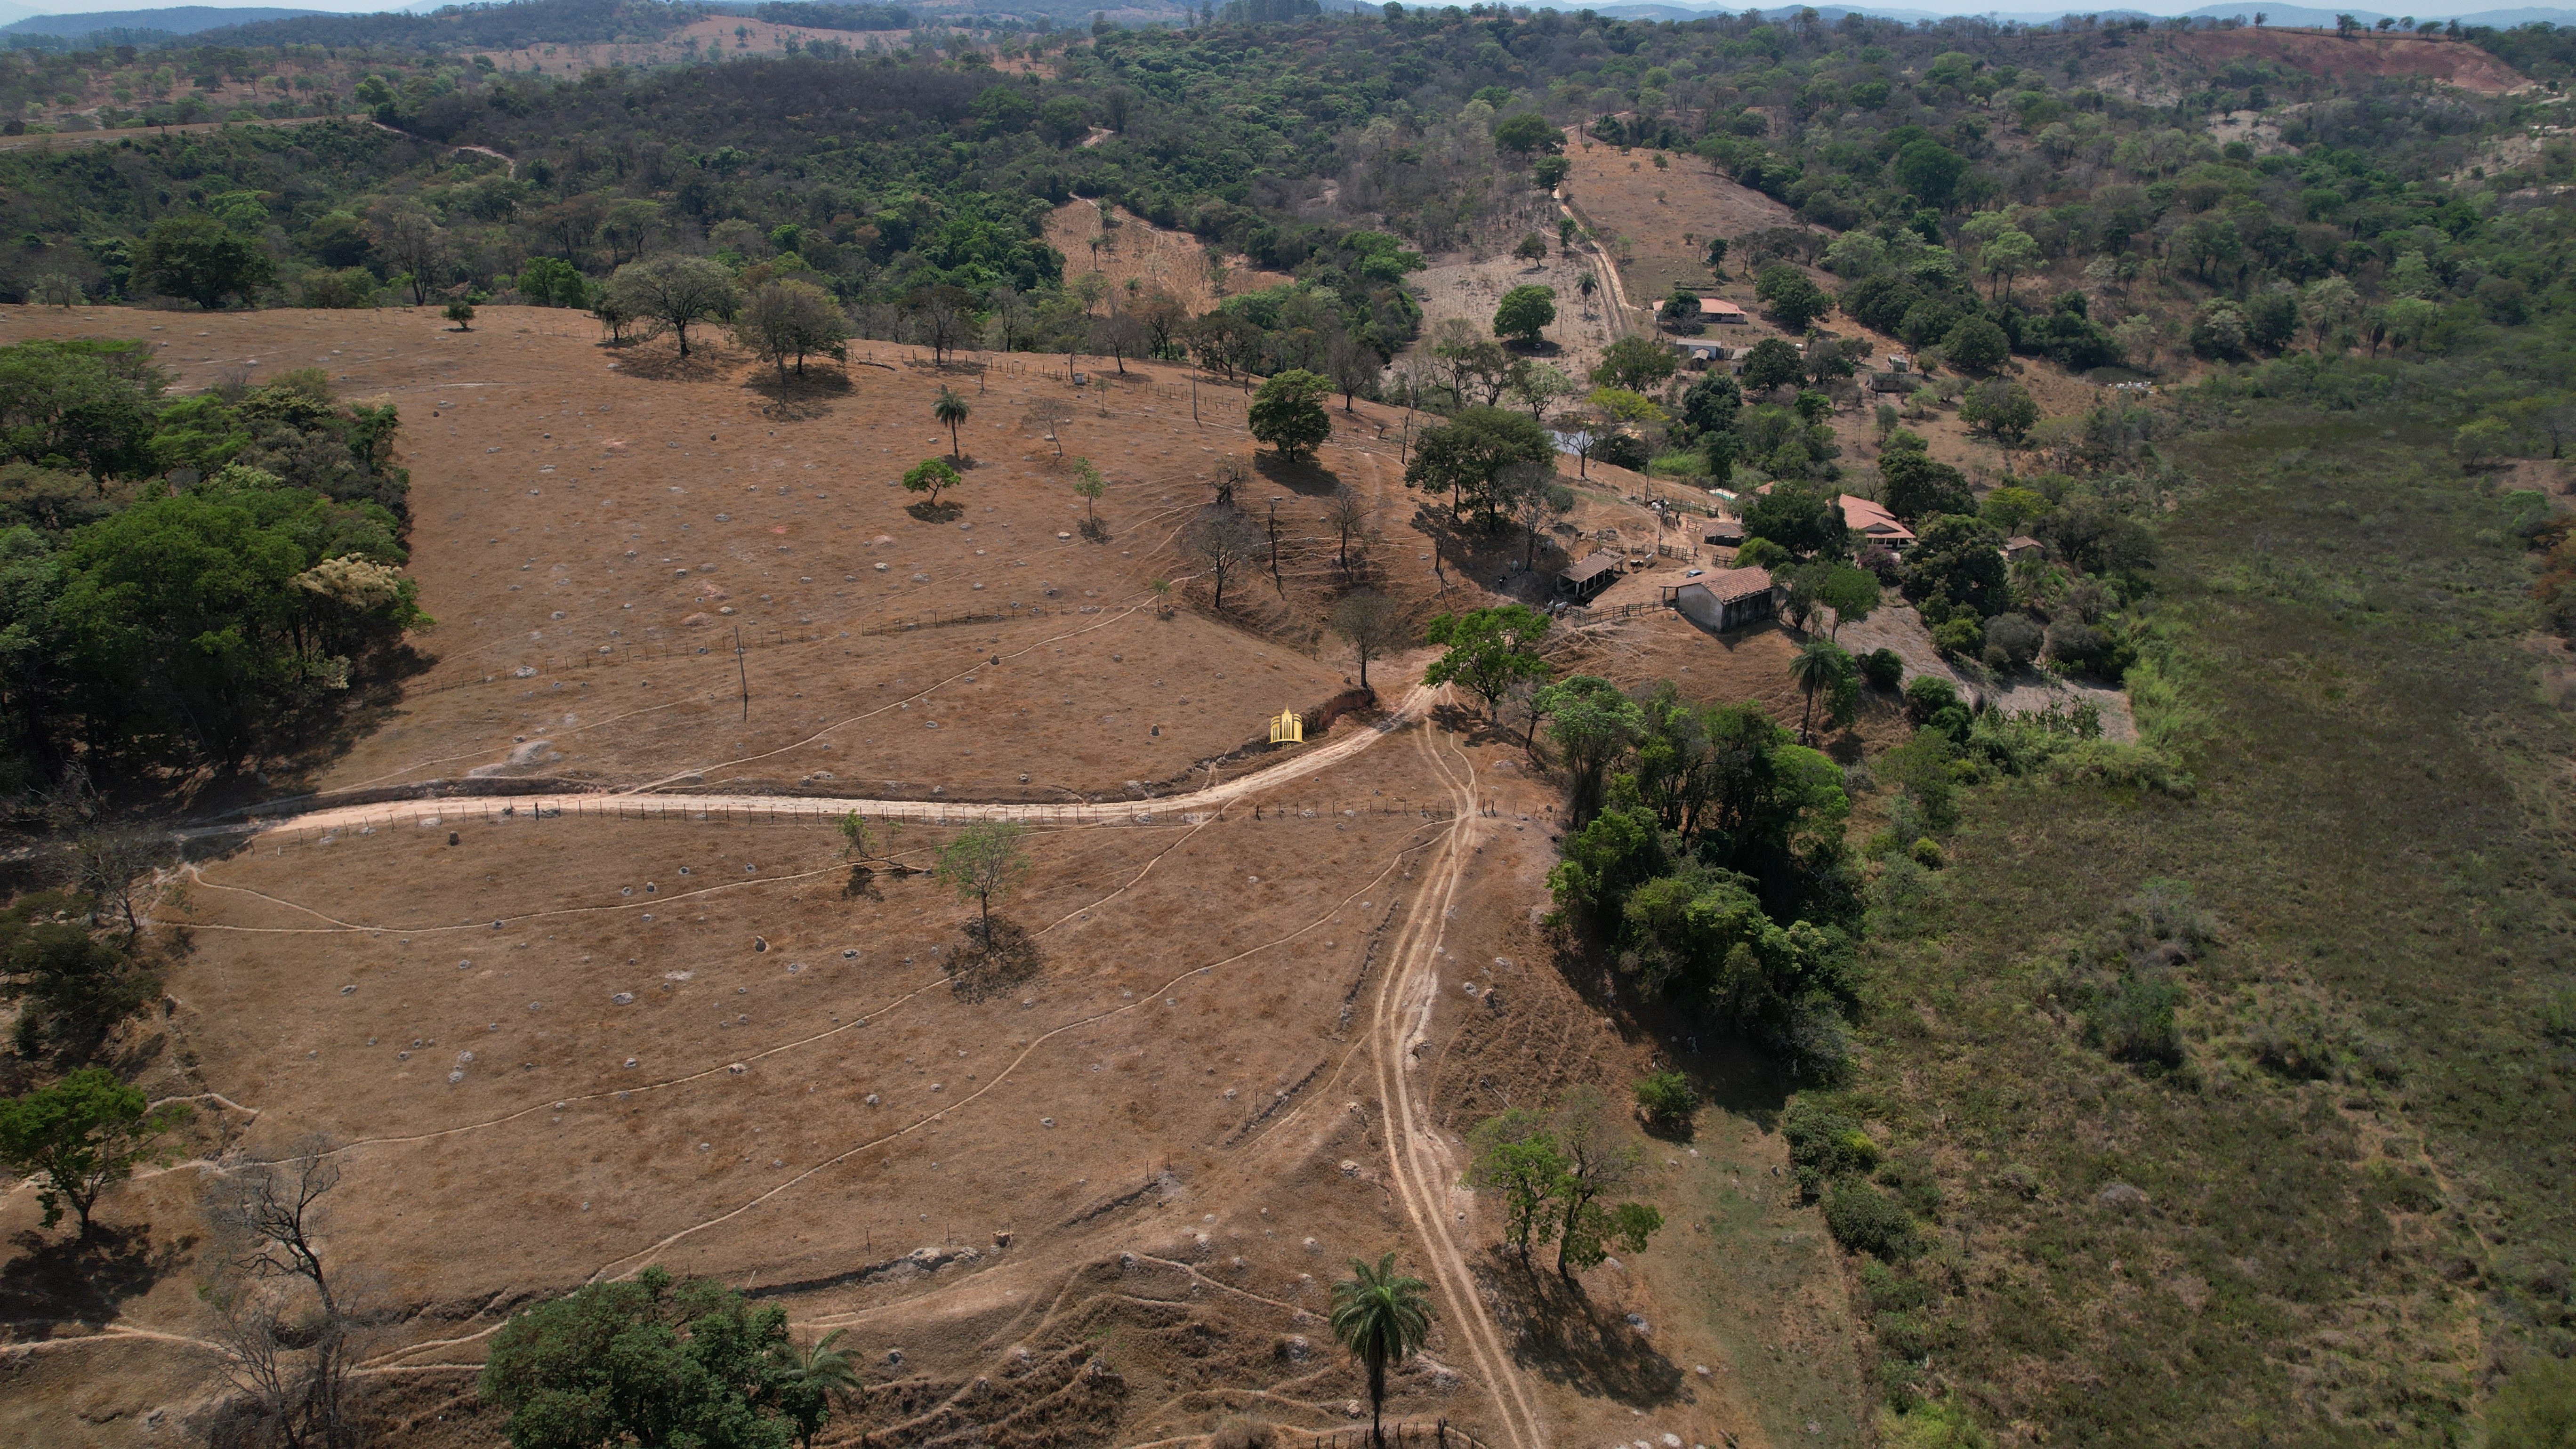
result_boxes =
[933,386,971,459]
[1329,1253,1433,1449]
[1788,634,1842,744]
[778,1327,861,1449]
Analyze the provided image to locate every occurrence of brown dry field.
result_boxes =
[0,305,1881,1449]
[1559,137,1799,326]
[1044,202,1296,316]
[2174,27,2528,95]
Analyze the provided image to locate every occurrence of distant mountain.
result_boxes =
[1591,0,2575,22]
[0,5,326,36]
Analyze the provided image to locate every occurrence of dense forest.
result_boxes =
[0,3,2569,1444]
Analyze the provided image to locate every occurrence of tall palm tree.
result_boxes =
[1329,1253,1433,1449]
[933,386,971,459]
[777,1328,861,1449]
[1788,633,1843,744]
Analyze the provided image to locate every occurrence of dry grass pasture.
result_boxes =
[0,304,1871,1449]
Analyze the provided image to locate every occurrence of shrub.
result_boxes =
[2543,986,2576,1043]
[1931,618,1983,658]
[1908,837,1945,869]
[1982,613,2041,667]
[1632,1071,1697,1134]
[1903,675,1960,722]
[2085,973,2183,1068]
[1860,647,1904,691]
[1783,1100,1879,1196]
[1824,1180,1921,1259]
[294,267,378,308]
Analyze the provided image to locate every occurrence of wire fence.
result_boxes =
[1291,1421,1490,1449]
[238,792,1470,846]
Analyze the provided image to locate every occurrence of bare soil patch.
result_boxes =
[2176,28,2528,95]
[1559,132,1801,321]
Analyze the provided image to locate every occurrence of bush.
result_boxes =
[1784,1100,1879,1196]
[294,267,378,308]
[2483,1356,2576,1449]
[1982,613,2041,668]
[1860,647,1905,692]
[1908,837,1946,869]
[2085,973,2183,1068]
[1931,617,1982,658]
[1903,675,1960,722]
[1632,1071,1697,1134]
[1824,1180,1921,1259]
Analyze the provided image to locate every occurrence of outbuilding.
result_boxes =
[1666,567,1778,632]
[1557,551,1625,603]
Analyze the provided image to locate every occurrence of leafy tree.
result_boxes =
[1424,604,1554,719]
[443,300,477,330]
[2485,1357,2576,1449]
[1538,674,1644,825]
[1187,507,1265,611]
[1959,379,2039,444]
[1742,481,1847,559]
[604,255,737,358]
[934,820,1030,937]
[1469,1107,1568,1260]
[1942,315,2009,372]
[479,1266,814,1449]
[901,457,959,507]
[1492,283,1557,344]
[1551,1087,1664,1277]
[1901,515,2011,618]
[1879,442,1974,521]
[0,1067,189,1237]
[1512,232,1549,264]
[733,280,848,380]
[1738,337,1804,393]
[1976,230,2040,303]
[1633,1071,1697,1134]
[1329,1254,1432,1449]
[1506,359,1578,420]
[1248,369,1332,460]
[1070,457,1106,517]
[1678,370,1741,438]
[517,256,589,307]
[932,386,971,459]
[1494,111,1559,155]
[1662,284,1702,331]
[1892,137,1968,207]
[0,340,165,479]
[134,215,274,311]
[1817,564,1882,638]
[1755,264,1831,331]
[1592,334,1677,392]
[1404,406,1554,524]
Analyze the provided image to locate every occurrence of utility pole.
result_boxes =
[1267,495,1284,592]
[733,626,749,723]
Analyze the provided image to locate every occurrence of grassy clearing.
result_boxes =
[1830,407,2576,1445]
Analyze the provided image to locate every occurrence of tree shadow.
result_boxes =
[1476,1251,1687,1407]
[745,366,849,421]
[0,1224,190,1339]
[1505,338,1564,358]
[905,499,966,523]
[1253,452,1343,497]
[610,344,735,383]
[947,918,1042,1003]
[1078,517,1111,544]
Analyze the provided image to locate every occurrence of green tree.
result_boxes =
[1817,564,1881,639]
[1788,634,1852,741]
[1755,264,1831,332]
[1976,230,2040,303]
[1892,138,1968,208]
[1742,480,1847,559]
[1633,1071,1697,1134]
[1662,284,1702,331]
[732,279,848,380]
[1493,283,1557,344]
[479,1266,812,1449]
[134,214,274,311]
[1069,457,1106,517]
[0,339,165,479]
[932,386,971,459]
[1901,515,2012,617]
[1551,1087,1663,1277]
[1942,316,2010,373]
[1879,441,1974,521]
[444,299,476,331]
[1404,406,1554,524]
[0,1067,190,1237]
[1513,232,1549,264]
[777,1329,860,1449]
[1329,1253,1433,1449]
[901,457,960,507]
[1494,111,1558,155]
[1959,379,2039,445]
[604,255,737,358]
[1248,369,1332,461]
[1738,337,1804,393]
[934,820,1030,936]
[1424,604,1554,719]
[1591,333,1677,392]
[2486,1357,2576,1449]
[1468,1107,1567,1260]
[1538,674,1644,826]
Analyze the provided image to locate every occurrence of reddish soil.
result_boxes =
[2176,28,2529,95]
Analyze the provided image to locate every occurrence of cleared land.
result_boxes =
[1559,135,1798,326]
[0,306,1856,1449]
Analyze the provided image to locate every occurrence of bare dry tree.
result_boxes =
[70,828,165,941]
[1324,486,1373,572]
[203,1137,365,1449]
[1187,508,1266,613]
[1019,396,1076,456]
[1331,591,1404,692]
[1209,454,1250,509]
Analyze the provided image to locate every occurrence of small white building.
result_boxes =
[1666,567,1778,632]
